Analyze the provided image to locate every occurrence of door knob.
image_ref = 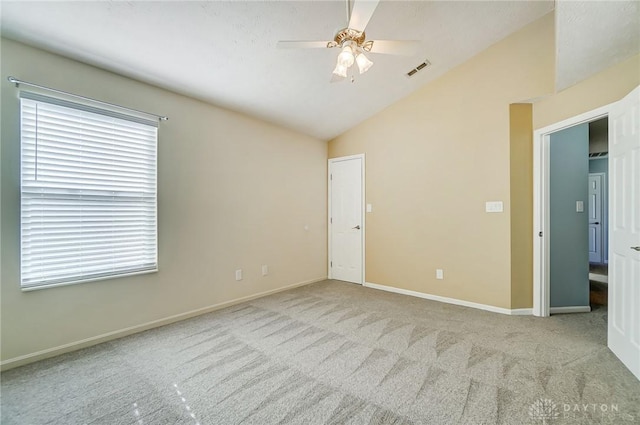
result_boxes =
[631,246,640,252]
[590,222,600,225]
[352,225,361,230]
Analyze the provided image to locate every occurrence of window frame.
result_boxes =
[19,91,159,291]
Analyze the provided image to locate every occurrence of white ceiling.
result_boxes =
[555,0,640,92]
[3,1,634,141]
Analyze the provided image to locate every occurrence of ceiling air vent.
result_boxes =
[406,60,431,77]
[589,152,608,159]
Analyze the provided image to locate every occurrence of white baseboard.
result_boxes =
[589,273,608,284]
[364,282,533,316]
[510,308,534,315]
[549,306,591,314]
[0,276,326,371]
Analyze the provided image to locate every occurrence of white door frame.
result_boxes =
[328,154,365,284]
[533,104,612,317]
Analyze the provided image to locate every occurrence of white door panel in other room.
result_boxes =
[329,156,363,284]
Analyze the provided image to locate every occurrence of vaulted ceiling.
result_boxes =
[1,1,638,140]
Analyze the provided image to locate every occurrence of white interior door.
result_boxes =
[608,85,640,380]
[588,173,604,264]
[329,155,364,284]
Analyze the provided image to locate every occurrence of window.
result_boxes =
[20,92,158,290]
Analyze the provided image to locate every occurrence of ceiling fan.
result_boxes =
[277,0,420,82]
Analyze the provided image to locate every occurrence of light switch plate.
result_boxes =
[366,203,372,213]
[485,201,503,213]
[576,201,584,212]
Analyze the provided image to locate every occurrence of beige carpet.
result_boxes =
[2,280,639,424]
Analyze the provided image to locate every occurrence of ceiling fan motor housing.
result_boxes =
[329,28,371,50]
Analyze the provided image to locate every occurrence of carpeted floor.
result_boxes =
[2,280,639,425]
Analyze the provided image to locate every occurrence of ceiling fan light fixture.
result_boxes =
[277,0,421,83]
[355,52,373,74]
[332,63,348,78]
[337,44,355,68]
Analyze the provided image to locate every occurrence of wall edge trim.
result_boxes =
[588,273,608,284]
[364,282,533,316]
[549,306,591,314]
[0,276,326,371]
[510,308,535,315]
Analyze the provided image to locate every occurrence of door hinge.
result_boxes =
[330,174,332,180]
[330,217,332,223]
[330,261,332,267]
[539,231,543,237]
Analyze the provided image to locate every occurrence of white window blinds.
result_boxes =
[20,92,158,289]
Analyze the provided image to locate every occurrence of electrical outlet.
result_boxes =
[235,269,242,281]
[436,269,444,280]
[262,265,269,276]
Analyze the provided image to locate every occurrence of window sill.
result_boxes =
[21,268,159,292]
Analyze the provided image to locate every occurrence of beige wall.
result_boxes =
[0,39,328,366]
[328,13,639,310]
[329,14,555,309]
[509,104,533,309]
[533,54,640,130]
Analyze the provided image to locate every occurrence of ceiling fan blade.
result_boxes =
[348,0,380,32]
[277,41,333,49]
[366,40,420,56]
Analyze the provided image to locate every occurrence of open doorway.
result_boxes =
[533,101,611,318]
[533,85,640,380]
[540,117,610,313]
[587,118,609,308]
[545,122,591,314]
